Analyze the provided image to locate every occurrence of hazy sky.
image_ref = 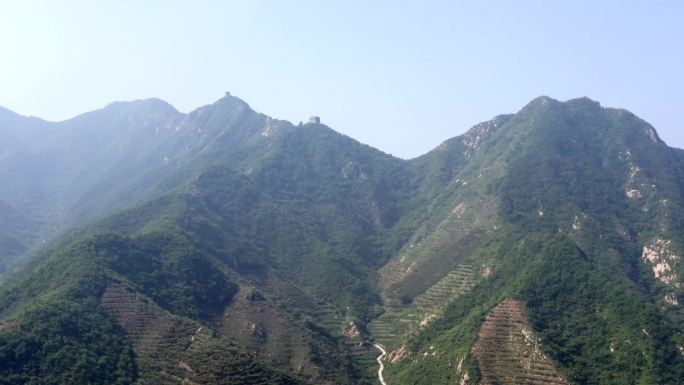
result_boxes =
[0,1,682,158]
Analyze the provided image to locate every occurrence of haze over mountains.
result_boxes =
[0,94,683,384]
[0,95,292,278]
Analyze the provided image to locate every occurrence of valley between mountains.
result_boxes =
[0,94,683,384]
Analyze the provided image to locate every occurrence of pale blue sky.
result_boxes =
[0,1,682,158]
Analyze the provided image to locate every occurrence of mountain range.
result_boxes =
[0,94,682,384]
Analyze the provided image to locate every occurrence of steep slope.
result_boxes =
[0,116,418,383]
[472,299,568,385]
[0,94,295,280]
[381,97,684,384]
[1,95,684,384]
[0,209,345,384]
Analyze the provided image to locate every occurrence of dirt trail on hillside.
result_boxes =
[374,343,387,385]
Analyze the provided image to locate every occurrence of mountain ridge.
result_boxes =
[1,94,683,384]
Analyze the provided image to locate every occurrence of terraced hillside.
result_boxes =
[3,95,684,384]
[370,174,494,354]
[472,299,568,385]
[100,281,206,384]
[380,196,495,304]
[368,263,476,348]
[217,280,357,383]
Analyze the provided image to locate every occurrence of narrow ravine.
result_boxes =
[373,343,388,385]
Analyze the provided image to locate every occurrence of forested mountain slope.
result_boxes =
[0,94,293,279]
[383,97,684,384]
[1,95,683,384]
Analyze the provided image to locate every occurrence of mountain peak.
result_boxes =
[521,95,603,113]
[525,95,560,107]
[1,91,684,384]
[214,91,253,110]
[104,98,178,114]
[567,96,601,105]
[565,96,604,113]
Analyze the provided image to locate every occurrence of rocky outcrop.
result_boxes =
[343,321,361,338]
[462,116,508,159]
[387,344,412,363]
[642,239,681,289]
